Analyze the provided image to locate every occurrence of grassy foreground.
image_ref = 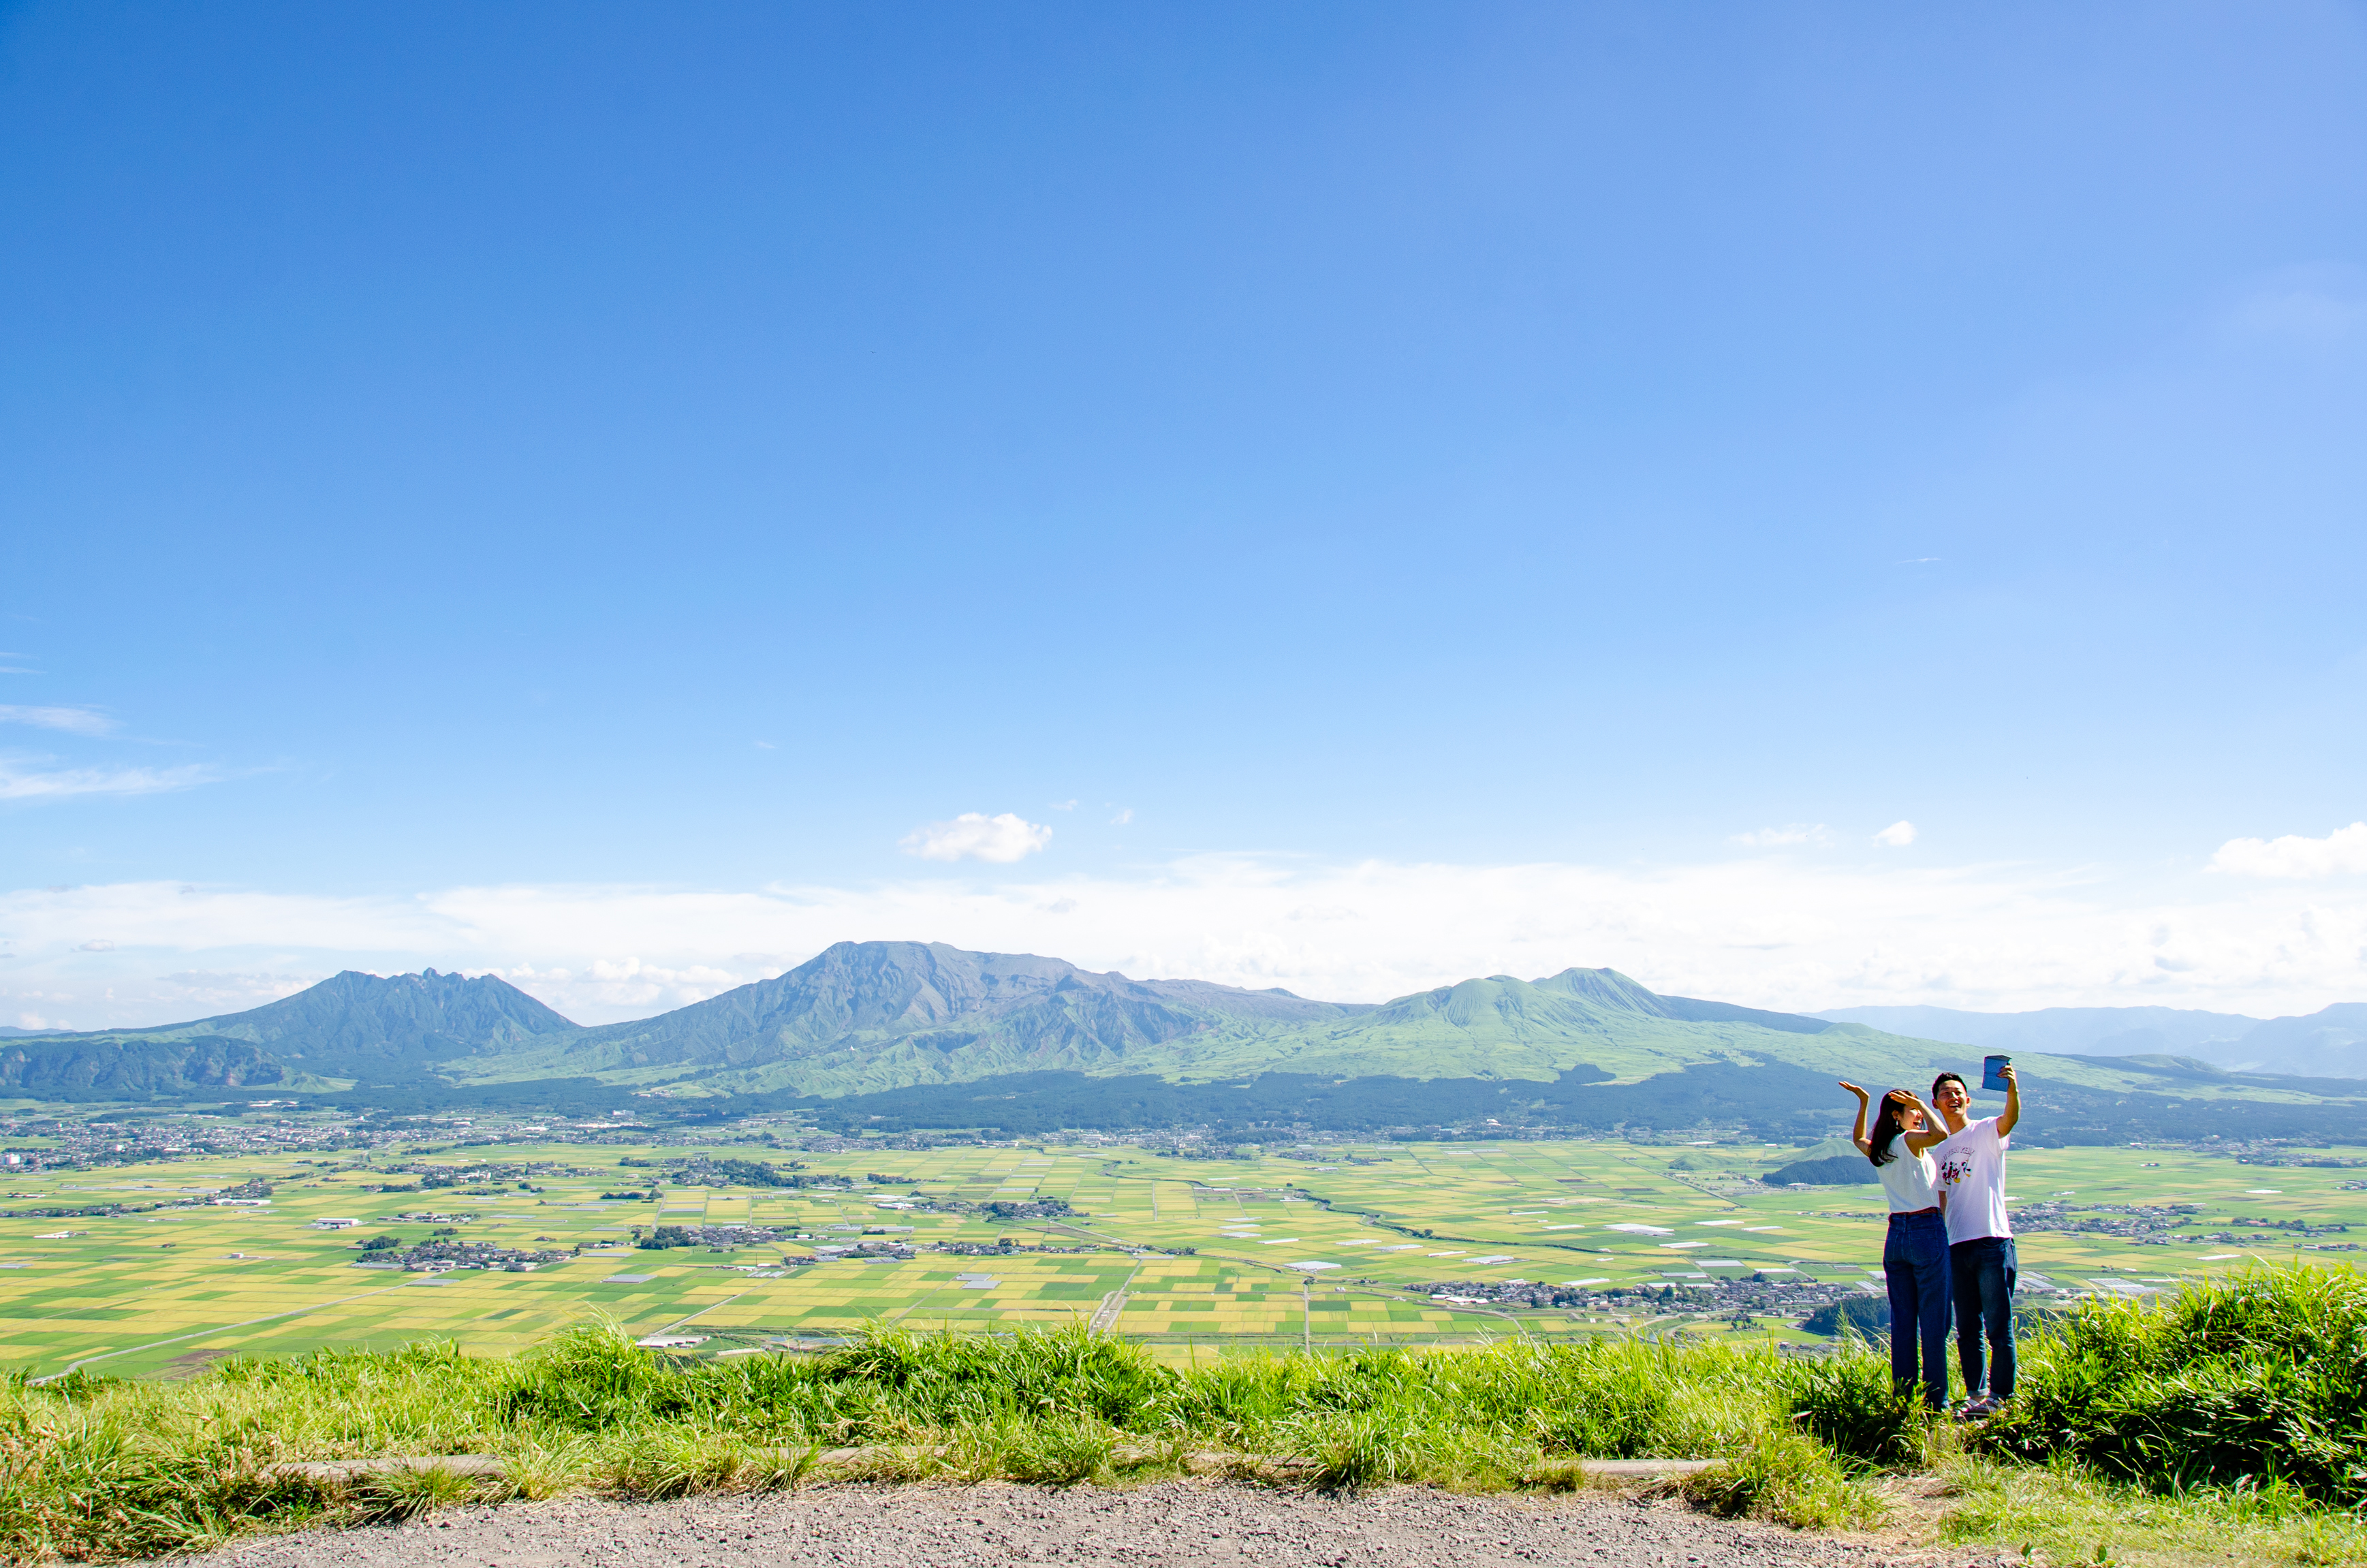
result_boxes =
[1,1266,2361,1565]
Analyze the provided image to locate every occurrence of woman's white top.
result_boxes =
[1875,1145,1941,1212]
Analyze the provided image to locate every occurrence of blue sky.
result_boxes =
[4,3,2366,1026]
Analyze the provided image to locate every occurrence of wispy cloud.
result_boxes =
[898,811,1054,864]
[7,837,2365,1029]
[1049,799,1078,811]
[494,956,753,1016]
[1108,806,1133,826]
[2210,821,2367,879]
[0,761,217,801]
[0,706,116,736]
[1873,820,1917,847]
[1731,824,1831,848]
[2223,265,2367,346]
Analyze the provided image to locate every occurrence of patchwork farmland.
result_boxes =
[2,1132,2357,1379]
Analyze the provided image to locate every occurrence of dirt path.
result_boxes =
[194,1480,1967,1568]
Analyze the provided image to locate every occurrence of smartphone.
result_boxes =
[1982,1054,2012,1092]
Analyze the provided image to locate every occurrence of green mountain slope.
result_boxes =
[0,1036,298,1097]
[2,970,578,1095]
[1117,968,1882,1086]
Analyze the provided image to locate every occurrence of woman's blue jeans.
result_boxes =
[1883,1210,1952,1411]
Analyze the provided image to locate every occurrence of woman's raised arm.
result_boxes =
[1839,1080,1872,1159]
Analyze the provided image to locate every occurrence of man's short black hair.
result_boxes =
[1932,1071,1969,1100]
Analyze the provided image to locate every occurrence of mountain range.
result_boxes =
[4,943,2362,1142]
[0,969,576,1099]
[1816,1002,2367,1079]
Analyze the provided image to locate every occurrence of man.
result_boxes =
[1930,1063,2021,1418]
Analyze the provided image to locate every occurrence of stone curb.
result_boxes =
[268,1456,507,1484]
[266,1451,1716,1486]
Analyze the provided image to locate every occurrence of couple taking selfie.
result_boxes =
[1836,1062,2023,1420]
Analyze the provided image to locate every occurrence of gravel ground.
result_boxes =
[195,1481,1980,1568]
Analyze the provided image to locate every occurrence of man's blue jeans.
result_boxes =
[1883,1210,1951,1411]
[1949,1235,2017,1401]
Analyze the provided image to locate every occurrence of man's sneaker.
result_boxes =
[1959,1396,2002,1420]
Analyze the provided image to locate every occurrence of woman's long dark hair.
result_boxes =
[1867,1091,1913,1167]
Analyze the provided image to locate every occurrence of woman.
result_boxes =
[1839,1080,1951,1412]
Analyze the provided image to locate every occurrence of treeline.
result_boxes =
[806,1061,2367,1147]
[317,1078,648,1118]
[809,1063,1838,1139]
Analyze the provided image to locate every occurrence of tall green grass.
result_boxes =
[0,1266,2358,1564]
[0,1325,1895,1559]
[1981,1265,2367,1507]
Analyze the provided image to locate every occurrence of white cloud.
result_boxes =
[2225,266,2367,345]
[1732,824,1830,848]
[494,956,753,1015]
[152,970,319,1011]
[1873,821,1917,848]
[0,761,217,801]
[76,939,114,952]
[898,812,1054,864]
[1049,799,1078,811]
[1109,807,1133,826]
[0,706,117,736]
[2210,822,2367,879]
[7,838,2367,1029]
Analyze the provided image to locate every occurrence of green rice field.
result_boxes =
[3,1133,2357,1379]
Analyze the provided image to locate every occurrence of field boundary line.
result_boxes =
[27,1274,435,1385]
[659,1292,745,1333]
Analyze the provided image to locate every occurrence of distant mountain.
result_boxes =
[0,970,578,1095]
[0,1025,66,1037]
[1131,967,1889,1089]
[481,941,1371,1097]
[0,1037,290,1097]
[1813,1003,2261,1059]
[6,945,2362,1140]
[2228,1005,2367,1078]
[460,943,2242,1105]
[1815,1001,2364,1079]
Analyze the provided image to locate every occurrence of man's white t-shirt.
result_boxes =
[1933,1116,2011,1244]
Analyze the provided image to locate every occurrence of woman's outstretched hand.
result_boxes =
[1839,1080,1869,1099]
